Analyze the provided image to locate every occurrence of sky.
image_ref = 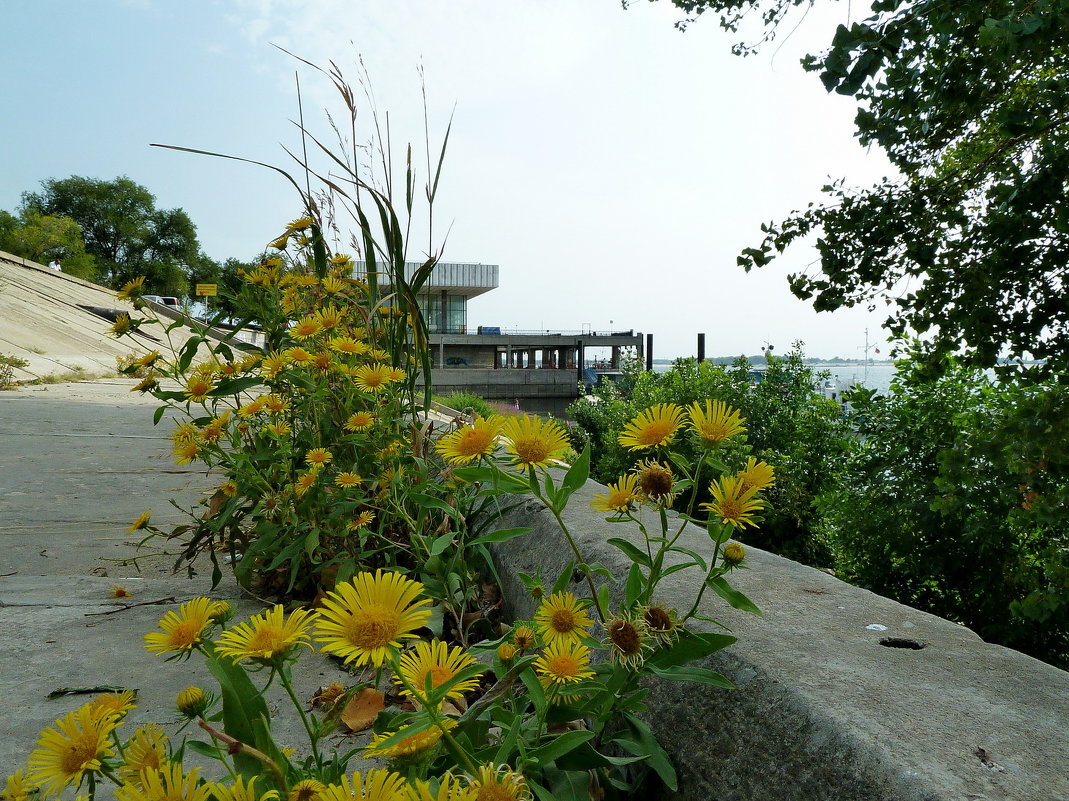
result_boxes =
[1,0,897,360]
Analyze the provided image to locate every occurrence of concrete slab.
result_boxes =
[0,382,364,782]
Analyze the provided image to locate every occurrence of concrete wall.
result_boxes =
[421,367,581,400]
[488,479,1069,800]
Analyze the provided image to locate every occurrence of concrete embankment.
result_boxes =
[490,495,1069,800]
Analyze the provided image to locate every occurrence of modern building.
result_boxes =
[353,260,644,407]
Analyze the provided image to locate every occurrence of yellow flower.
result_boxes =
[737,457,775,493]
[315,570,432,667]
[208,776,280,801]
[131,374,159,393]
[267,421,292,437]
[604,614,650,669]
[285,216,314,232]
[322,276,346,294]
[264,394,289,414]
[117,276,147,300]
[238,397,267,418]
[220,480,238,498]
[202,412,230,444]
[368,347,391,362]
[335,472,363,489]
[293,470,318,498]
[499,415,571,469]
[311,351,334,371]
[723,541,747,565]
[269,234,290,250]
[127,510,151,533]
[394,640,482,706]
[617,403,685,450]
[435,416,503,464]
[406,773,475,801]
[117,724,168,787]
[183,374,215,403]
[316,305,344,329]
[687,399,746,446]
[632,459,677,506]
[497,642,518,662]
[512,625,537,651]
[363,722,453,760]
[346,511,376,530]
[305,448,333,468]
[110,585,131,599]
[534,592,593,645]
[288,779,326,801]
[533,639,596,689]
[329,336,369,356]
[175,686,209,717]
[27,705,117,796]
[209,600,235,624]
[143,597,214,657]
[700,474,764,529]
[115,764,210,801]
[329,253,353,266]
[352,363,395,393]
[260,351,289,379]
[108,313,134,336]
[173,440,201,464]
[290,315,323,340]
[591,473,639,513]
[318,771,408,801]
[87,689,137,721]
[466,764,531,801]
[135,350,161,368]
[215,604,318,665]
[285,346,312,366]
[3,770,36,801]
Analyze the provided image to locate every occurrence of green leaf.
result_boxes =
[209,376,262,397]
[152,405,167,425]
[527,730,595,765]
[607,537,651,567]
[560,445,590,498]
[707,576,762,615]
[407,492,461,518]
[646,664,734,688]
[624,562,644,607]
[204,651,270,779]
[469,526,533,547]
[648,630,736,669]
[620,712,677,791]
[177,336,203,373]
[429,533,454,557]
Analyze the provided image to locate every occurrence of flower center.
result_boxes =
[458,429,493,456]
[513,436,549,464]
[550,609,576,633]
[547,654,580,680]
[60,741,96,773]
[640,422,673,445]
[644,606,672,632]
[345,605,401,649]
[638,468,673,498]
[169,620,201,649]
[249,626,287,655]
[476,784,514,801]
[608,620,642,655]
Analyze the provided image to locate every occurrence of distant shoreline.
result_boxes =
[652,357,896,367]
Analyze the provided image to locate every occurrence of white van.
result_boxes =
[143,295,180,309]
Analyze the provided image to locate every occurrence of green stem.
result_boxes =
[279,667,322,770]
[684,526,728,621]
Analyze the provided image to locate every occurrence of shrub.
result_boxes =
[820,357,1069,667]
[569,343,854,564]
[0,353,29,390]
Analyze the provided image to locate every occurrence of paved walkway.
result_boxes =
[0,380,352,775]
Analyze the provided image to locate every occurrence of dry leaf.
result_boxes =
[340,688,384,732]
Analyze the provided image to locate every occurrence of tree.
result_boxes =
[21,176,203,295]
[636,0,1069,374]
[0,209,97,279]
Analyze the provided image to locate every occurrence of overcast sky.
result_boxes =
[1,0,896,359]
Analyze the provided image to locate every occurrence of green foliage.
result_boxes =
[0,353,30,390]
[819,357,1069,667]
[568,344,853,564]
[0,208,97,278]
[20,175,205,295]
[434,391,497,419]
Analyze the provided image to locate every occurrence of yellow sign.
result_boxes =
[195,283,217,297]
